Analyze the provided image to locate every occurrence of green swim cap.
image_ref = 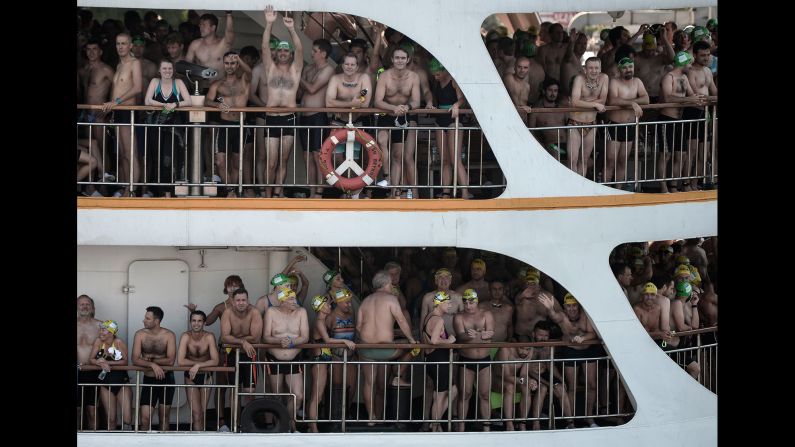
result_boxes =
[675,281,692,298]
[269,36,280,49]
[520,40,537,58]
[617,57,634,68]
[706,18,717,32]
[323,269,338,285]
[271,273,289,287]
[674,51,693,67]
[428,58,445,74]
[399,42,415,57]
[691,26,710,43]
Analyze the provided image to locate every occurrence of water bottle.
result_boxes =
[406,189,413,199]
[98,368,108,380]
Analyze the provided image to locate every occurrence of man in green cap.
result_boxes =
[668,281,700,379]
[657,50,707,193]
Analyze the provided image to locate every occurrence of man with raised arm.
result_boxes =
[300,38,335,198]
[260,5,303,198]
[538,293,601,427]
[566,57,608,177]
[185,12,234,87]
[205,52,252,197]
[220,288,263,411]
[262,288,309,432]
[132,306,177,431]
[101,32,142,197]
[356,270,417,424]
[373,47,420,198]
[513,271,560,341]
[177,310,219,431]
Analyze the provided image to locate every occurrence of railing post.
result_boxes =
[129,112,136,195]
[232,349,240,432]
[447,347,454,432]
[134,370,141,432]
[190,124,202,196]
[634,117,640,191]
[452,116,459,198]
[548,346,555,429]
[341,349,348,433]
[710,105,717,185]
[239,114,245,196]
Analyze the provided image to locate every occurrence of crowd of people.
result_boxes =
[77,238,717,432]
[77,7,718,198]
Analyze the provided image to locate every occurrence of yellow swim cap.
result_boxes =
[334,288,352,302]
[101,320,119,335]
[311,295,328,312]
[433,290,450,305]
[643,33,657,49]
[674,264,692,278]
[563,293,578,305]
[277,288,297,302]
[471,258,486,269]
[435,268,452,278]
[462,288,478,302]
[676,255,690,265]
[642,282,658,295]
[525,269,540,284]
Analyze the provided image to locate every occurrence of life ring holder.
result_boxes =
[318,125,383,193]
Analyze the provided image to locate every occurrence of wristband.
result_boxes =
[115,97,122,105]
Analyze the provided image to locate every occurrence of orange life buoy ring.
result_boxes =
[318,127,383,192]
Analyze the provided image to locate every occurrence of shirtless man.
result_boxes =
[567,57,608,177]
[186,12,234,87]
[356,270,417,423]
[77,295,101,429]
[299,39,335,198]
[164,33,187,63]
[205,52,252,197]
[374,47,420,198]
[605,56,649,185]
[262,288,309,432]
[131,306,177,431]
[503,57,532,121]
[536,23,567,83]
[220,289,263,410]
[526,320,574,430]
[658,51,707,193]
[539,294,601,427]
[101,33,142,197]
[633,282,673,352]
[478,280,514,342]
[454,289,495,431]
[326,53,374,125]
[560,30,587,98]
[682,40,718,191]
[601,26,646,77]
[420,268,464,337]
[177,310,219,431]
[633,31,675,108]
[513,271,560,341]
[528,78,568,159]
[260,5,303,198]
[79,40,114,181]
[184,274,243,431]
[301,11,357,62]
[456,258,491,301]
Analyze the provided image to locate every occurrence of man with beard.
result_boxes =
[177,310,219,431]
[605,52,649,186]
[529,78,568,158]
[260,5,303,198]
[262,288,309,432]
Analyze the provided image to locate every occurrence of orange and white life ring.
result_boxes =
[318,127,383,192]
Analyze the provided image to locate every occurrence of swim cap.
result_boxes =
[277,288,296,302]
[322,269,338,284]
[563,293,578,305]
[676,255,690,265]
[433,290,450,305]
[643,34,657,49]
[642,283,658,295]
[675,281,692,298]
[131,35,146,45]
[526,269,540,284]
[269,36,280,49]
[275,41,293,51]
[674,51,693,67]
[435,268,452,278]
[287,274,298,285]
[674,264,692,278]
[600,28,611,41]
[705,18,717,32]
[617,57,634,68]
[691,26,710,42]
[443,247,457,257]
[271,273,289,287]
[101,320,119,335]
[462,288,478,302]
[520,40,537,58]
[631,247,644,258]
[311,295,328,312]
[428,58,445,74]
[334,288,352,302]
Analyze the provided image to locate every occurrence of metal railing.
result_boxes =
[76,101,717,198]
